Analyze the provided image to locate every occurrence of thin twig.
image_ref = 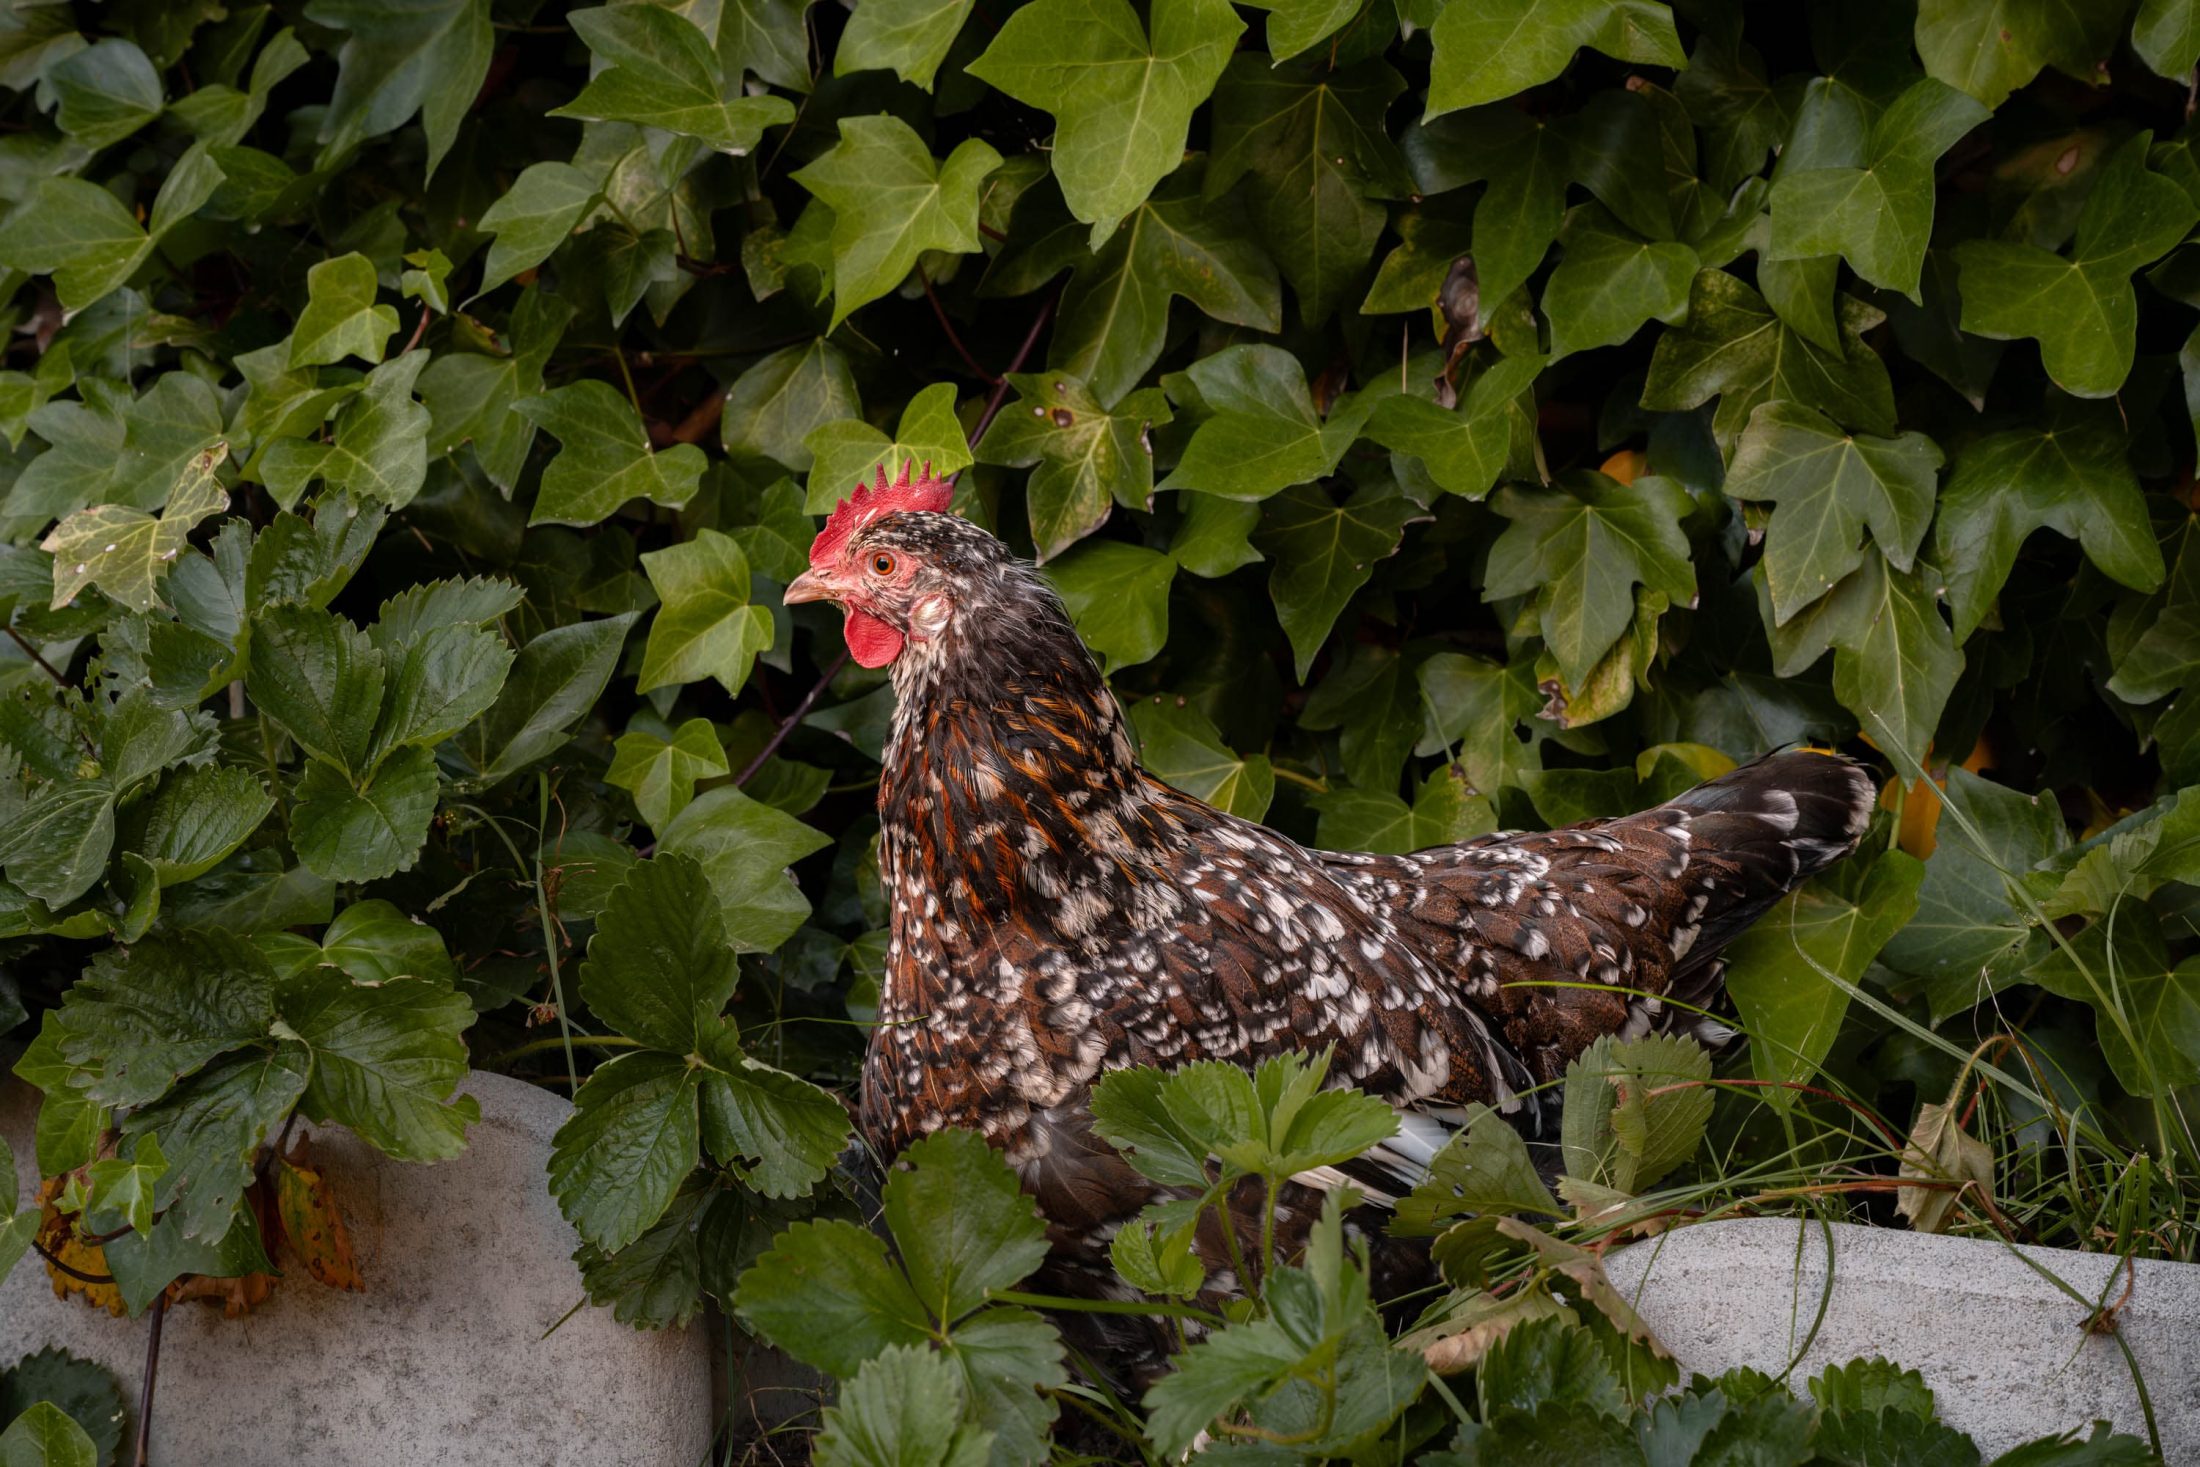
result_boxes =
[6,625,67,686]
[134,1291,168,1467]
[400,303,432,355]
[917,264,1000,385]
[734,655,847,786]
[33,1237,115,1285]
[969,291,1057,447]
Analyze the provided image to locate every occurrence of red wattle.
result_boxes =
[843,609,904,667]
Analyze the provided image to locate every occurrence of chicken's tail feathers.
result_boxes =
[1645,747,1877,958]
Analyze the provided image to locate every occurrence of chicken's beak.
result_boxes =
[783,569,836,606]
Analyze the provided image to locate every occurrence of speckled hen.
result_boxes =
[784,462,1876,1338]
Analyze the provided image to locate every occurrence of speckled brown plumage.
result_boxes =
[789,496,1875,1357]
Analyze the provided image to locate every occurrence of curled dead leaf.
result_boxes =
[274,1142,364,1293]
[1898,1092,1993,1234]
[35,1181,123,1317]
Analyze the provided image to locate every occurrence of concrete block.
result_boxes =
[1,1069,713,1466]
[1603,1217,2200,1458]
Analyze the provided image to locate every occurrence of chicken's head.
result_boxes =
[785,460,959,667]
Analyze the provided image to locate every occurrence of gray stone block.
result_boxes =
[1603,1217,2200,1459]
[1,1069,713,1466]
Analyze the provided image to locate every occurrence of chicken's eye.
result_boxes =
[869,552,898,576]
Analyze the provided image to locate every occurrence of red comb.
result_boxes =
[808,459,954,568]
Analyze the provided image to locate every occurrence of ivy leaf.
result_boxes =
[304,0,492,177]
[1725,849,1925,1098]
[476,162,599,294]
[0,1403,98,1467]
[418,286,574,491]
[1000,163,1281,409]
[1484,472,1694,690]
[1404,106,1571,316]
[49,39,164,150]
[803,383,974,514]
[1766,78,1987,299]
[549,1050,701,1251]
[0,149,222,313]
[454,612,638,784]
[1723,401,1943,625]
[291,745,441,882]
[608,717,729,831]
[1207,56,1410,325]
[1159,345,1372,501]
[1955,134,2197,399]
[1169,494,1263,578]
[978,376,1171,561]
[1255,480,1423,678]
[1641,269,1895,448]
[1396,1105,1561,1234]
[2136,0,2200,80]
[792,118,1000,329]
[289,252,399,368]
[260,352,432,511]
[968,0,1243,245]
[721,339,861,474]
[1544,204,1698,358]
[1932,400,2161,641]
[553,6,793,155]
[84,1133,166,1237]
[1915,0,2121,109]
[581,853,739,1054]
[1428,0,1685,118]
[1365,353,1544,500]
[1239,0,1366,61]
[516,379,706,527]
[1045,540,1177,672]
[2028,912,2200,1098]
[1128,696,1274,819]
[639,529,774,697]
[43,443,228,612]
[836,0,975,89]
[658,786,832,952]
[1315,767,1497,854]
[1764,556,1962,780]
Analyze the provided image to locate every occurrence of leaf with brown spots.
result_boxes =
[274,1147,364,1292]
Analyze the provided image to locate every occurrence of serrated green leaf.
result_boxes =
[290,744,440,882]
[57,929,275,1108]
[129,765,273,886]
[882,1129,1052,1322]
[734,1218,934,1374]
[246,603,385,775]
[697,1035,851,1198]
[318,899,459,985]
[1395,1104,1561,1233]
[0,781,114,910]
[969,0,1243,245]
[581,852,738,1053]
[119,1044,307,1241]
[657,786,832,952]
[550,1050,700,1251]
[279,962,478,1161]
[453,612,638,783]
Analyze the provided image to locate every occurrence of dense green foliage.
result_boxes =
[0,0,2196,1457]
